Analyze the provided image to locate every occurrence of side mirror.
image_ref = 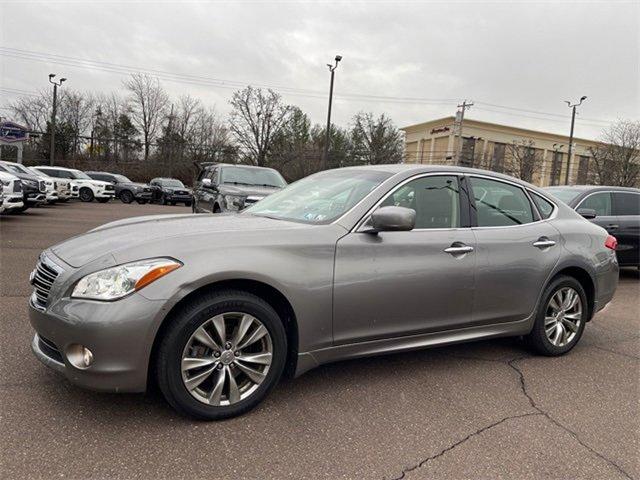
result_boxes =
[363,206,416,233]
[577,208,597,219]
[202,178,212,188]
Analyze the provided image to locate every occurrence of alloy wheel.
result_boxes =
[544,287,582,347]
[181,312,273,406]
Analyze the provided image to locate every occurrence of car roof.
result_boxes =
[32,165,78,172]
[544,185,640,193]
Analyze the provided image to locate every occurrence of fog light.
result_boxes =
[66,344,94,369]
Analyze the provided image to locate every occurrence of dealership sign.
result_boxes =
[0,121,29,143]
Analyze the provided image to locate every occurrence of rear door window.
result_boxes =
[613,192,640,216]
[470,177,535,226]
[578,192,612,216]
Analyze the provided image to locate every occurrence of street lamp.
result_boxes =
[563,96,587,185]
[323,55,342,169]
[48,73,67,166]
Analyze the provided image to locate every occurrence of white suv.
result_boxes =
[0,171,25,213]
[29,167,72,202]
[32,166,115,202]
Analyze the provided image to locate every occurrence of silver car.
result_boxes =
[28,165,619,419]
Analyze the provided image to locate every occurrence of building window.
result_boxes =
[460,137,476,167]
[491,143,506,173]
[550,151,563,186]
[577,156,590,184]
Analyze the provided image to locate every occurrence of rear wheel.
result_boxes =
[79,187,94,202]
[156,290,287,420]
[525,275,587,356]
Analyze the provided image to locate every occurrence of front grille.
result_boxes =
[38,180,46,192]
[105,184,115,191]
[32,256,61,308]
[175,190,189,195]
[38,335,64,363]
[13,180,22,193]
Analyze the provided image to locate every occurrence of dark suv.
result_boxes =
[86,171,154,204]
[149,178,193,206]
[545,185,640,267]
[193,163,287,214]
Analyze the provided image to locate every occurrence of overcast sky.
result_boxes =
[1,0,638,140]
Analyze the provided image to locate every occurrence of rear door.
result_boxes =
[612,191,640,266]
[469,176,561,325]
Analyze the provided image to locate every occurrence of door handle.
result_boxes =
[533,237,556,249]
[444,244,474,255]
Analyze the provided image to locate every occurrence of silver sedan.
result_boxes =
[28,165,619,419]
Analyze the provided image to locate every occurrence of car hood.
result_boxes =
[51,213,307,267]
[218,185,281,197]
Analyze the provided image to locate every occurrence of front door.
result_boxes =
[612,191,640,266]
[468,176,561,325]
[333,174,476,344]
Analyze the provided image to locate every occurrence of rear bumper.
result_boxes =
[593,255,619,315]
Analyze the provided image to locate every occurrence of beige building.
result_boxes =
[401,117,600,187]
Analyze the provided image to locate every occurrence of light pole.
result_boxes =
[323,55,342,169]
[564,96,587,185]
[48,73,66,166]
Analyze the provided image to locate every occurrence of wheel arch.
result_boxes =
[148,278,300,387]
[549,266,596,321]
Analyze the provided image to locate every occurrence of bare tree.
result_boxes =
[229,86,291,166]
[350,112,403,165]
[124,73,168,160]
[58,90,95,154]
[8,89,52,131]
[505,139,542,183]
[589,120,640,187]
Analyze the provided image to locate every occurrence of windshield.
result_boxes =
[244,169,392,224]
[220,166,286,188]
[113,174,131,183]
[70,170,92,180]
[161,179,185,188]
[4,163,32,175]
[544,187,586,204]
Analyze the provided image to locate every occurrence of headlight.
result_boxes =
[224,194,245,211]
[71,258,182,301]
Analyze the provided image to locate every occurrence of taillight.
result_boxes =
[605,235,617,250]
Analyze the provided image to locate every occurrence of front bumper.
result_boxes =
[28,292,167,393]
[25,192,46,205]
[3,194,24,210]
[96,189,116,199]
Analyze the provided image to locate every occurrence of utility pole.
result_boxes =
[455,100,473,165]
[323,55,342,170]
[48,73,66,166]
[564,96,587,185]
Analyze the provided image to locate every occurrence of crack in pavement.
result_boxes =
[385,354,634,480]
[385,412,541,480]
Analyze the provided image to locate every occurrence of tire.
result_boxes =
[120,190,134,204]
[14,205,29,213]
[96,197,110,203]
[79,187,94,202]
[213,203,221,214]
[155,289,287,420]
[525,275,588,356]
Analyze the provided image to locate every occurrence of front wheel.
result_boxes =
[79,188,94,202]
[156,290,287,420]
[120,190,134,204]
[525,275,587,356]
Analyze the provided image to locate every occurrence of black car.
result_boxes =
[545,185,640,267]
[149,178,193,206]
[193,163,287,214]
[86,171,154,204]
[0,161,46,212]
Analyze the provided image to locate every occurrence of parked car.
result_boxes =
[85,171,155,204]
[2,162,60,204]
[0,161,46,211]
[28,165,619,420]
[29,167,72,202]
[149,177,192,206]
[0,171,25,213]
[32,166,114,203]
[545,185,640,268]
[193,163,287,213]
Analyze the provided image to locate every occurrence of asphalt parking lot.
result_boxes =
[1,201,638,480]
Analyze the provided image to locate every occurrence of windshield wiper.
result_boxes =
[224,181,254,186]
